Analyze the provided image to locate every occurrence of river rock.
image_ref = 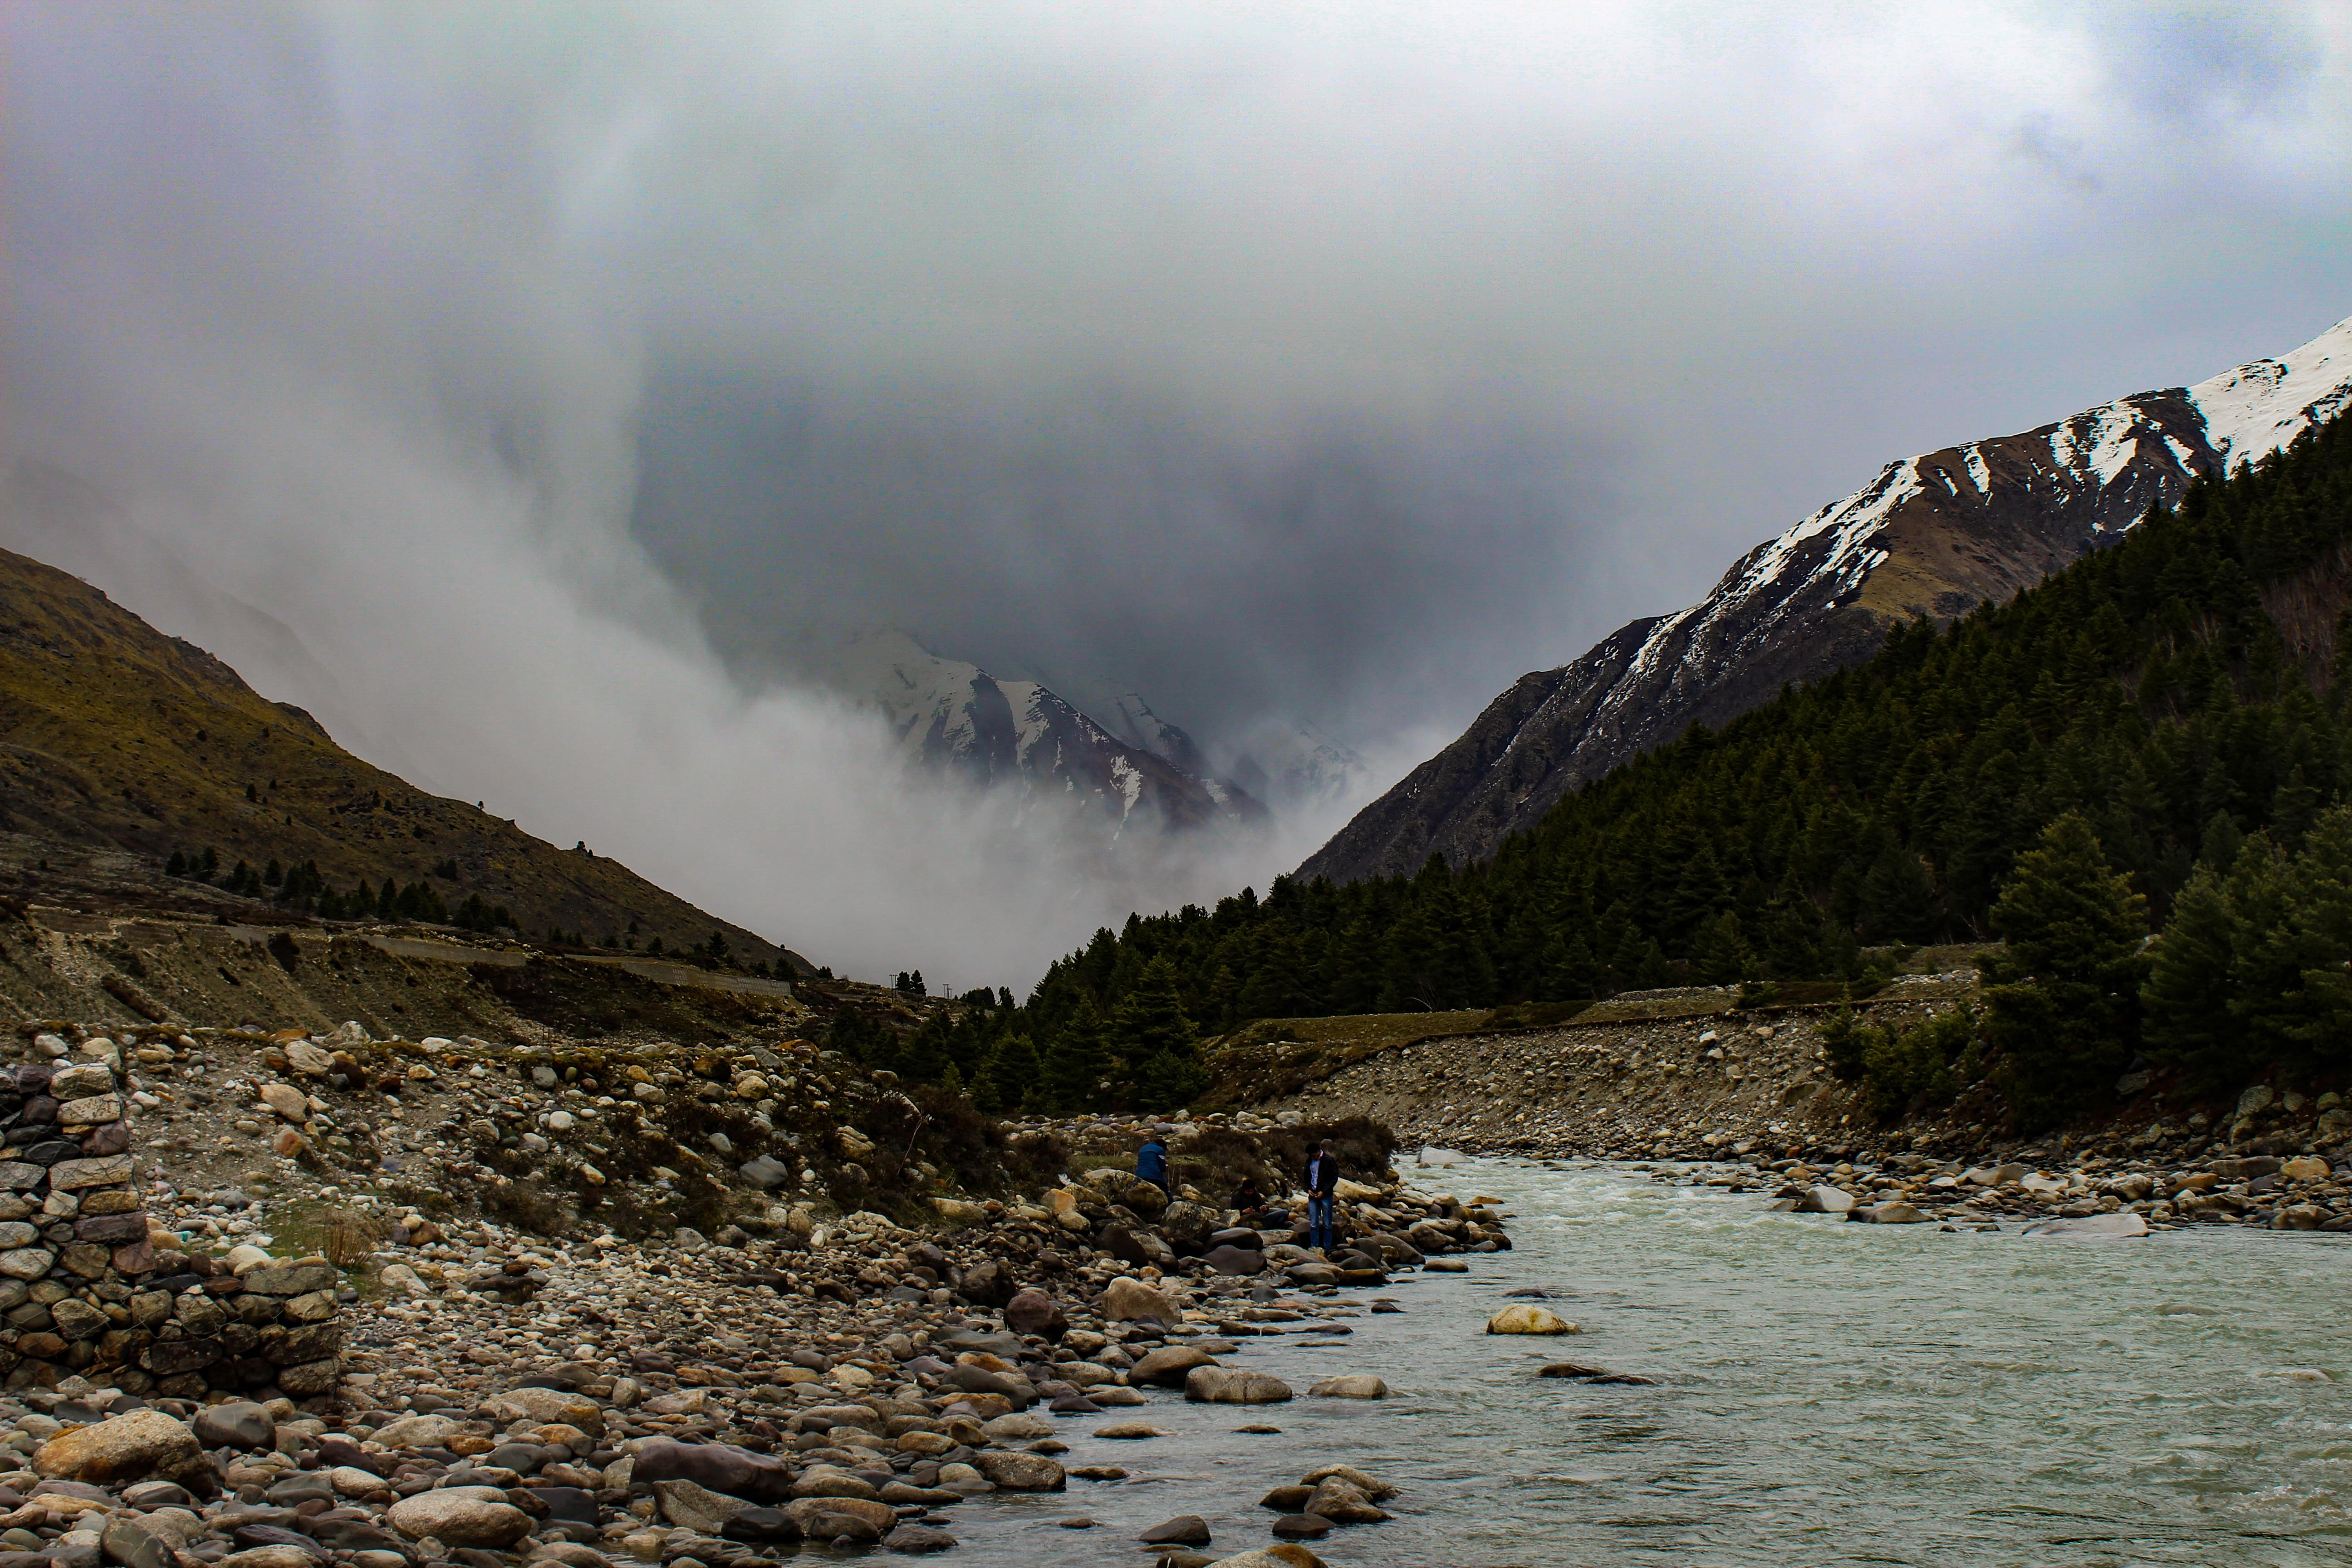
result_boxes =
[1158,1201,1219,1250]
[1142,1515,1213,1546]
[1186,1367,1293,1404]
[980,1412,1054,1442]
[216,1548,321,1568]
[1005,1288,1068,1339]
[1269,1515,1332,1540]
[1102,1275,1183,1323]
[790,1467,880,1500]
[1306,1375,1388,1399]
[882,1523,957,1553]
[1201,1245,1265,1276]
[486,1386,604,1436]
[99,1515,175,1568]
[1538,1362,1657,1385]
[653,1479,750,1535]
[35,1411,205,1488]
[631,1439,790,1503]
[1205,1554,1324,1568]
[1299,1465,1396,1499]
[784,1498,897,1544]
[387,1491,533,1548]
[958,1259,1015,1307]
[2022,1213,2149,1239]
[2282,1156,2331,1183]
[1303,1478,1390,1524]
[971,1451,1065,1490]
[1132,1345,1219,1386]
[1799,1186,1857,1214]
[1096,1422,1169,1440]
[1849,1202,1928,1225]
[369,1413,461,1450]
[258,1083,309,1123]
[1485,1304,1574,1335]
[720,1507,802,1544]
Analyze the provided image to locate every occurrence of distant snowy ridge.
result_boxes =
[1303,314,2352,884]
[828,630,1265,833]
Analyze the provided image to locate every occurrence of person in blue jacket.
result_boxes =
[1136,1127,1171,1193]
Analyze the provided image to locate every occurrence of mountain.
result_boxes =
[1221,722,1367,814]
[829,631,1266,833]
[0,545,809,971]
[1303,314,2352,884]
[1089,692,1367,818]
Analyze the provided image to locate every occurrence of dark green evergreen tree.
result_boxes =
[1979,813,2148,1131]
[1117,956,1205,1109]
[1043,996,1113,1112]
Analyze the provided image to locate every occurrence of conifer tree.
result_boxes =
[1759,872,1832,979]
[2139,861,2239,1085]
[1043,995,1113,1112]
[1537,926,1602,1001]
[1691,910,1753,985]
[1117,956,1205,1109]
[1980,813,2148,1131]
[1858,845,1940,943]
[982,1032,1043,1113]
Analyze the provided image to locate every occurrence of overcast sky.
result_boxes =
[3,2,2348,984]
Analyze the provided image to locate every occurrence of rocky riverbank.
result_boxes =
[1599,1145,2352,1235]
[0,1019,1509,1568]
[1261,981,2352,1230]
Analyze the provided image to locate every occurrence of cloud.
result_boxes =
[1,2,2347,984]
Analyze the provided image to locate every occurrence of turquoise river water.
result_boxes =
[926,1156,2352,1568]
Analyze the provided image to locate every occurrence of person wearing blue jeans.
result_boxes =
[1304,1142,1340,1254]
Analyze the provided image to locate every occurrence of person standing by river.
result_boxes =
[1305,1141,1340,1254]
[1136,1125,1171,1195]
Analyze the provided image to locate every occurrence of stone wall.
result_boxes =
[0,1029,343,1404]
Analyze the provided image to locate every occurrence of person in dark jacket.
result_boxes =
[1304,1142,1340,1254]
[1230,1176,1279,1227]
[1136,1129,1171,1193]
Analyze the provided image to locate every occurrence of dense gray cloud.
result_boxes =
[1,1,2347,983]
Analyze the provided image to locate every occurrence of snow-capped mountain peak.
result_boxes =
[826,630,1264,832]
[1303,313,2352,884]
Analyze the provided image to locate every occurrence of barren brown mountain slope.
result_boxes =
[0,545,808,971]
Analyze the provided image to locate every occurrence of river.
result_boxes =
[928,1156,2352,1567]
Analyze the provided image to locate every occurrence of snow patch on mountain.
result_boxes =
[2188,315,2352,470]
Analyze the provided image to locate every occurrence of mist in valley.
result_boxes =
[2,2,2346,986]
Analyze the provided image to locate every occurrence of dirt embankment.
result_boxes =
[0,903,818,1045]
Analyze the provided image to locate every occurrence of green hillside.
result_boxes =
[0,547,808,974]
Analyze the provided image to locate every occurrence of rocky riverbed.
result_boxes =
[0,1018,1515,1568]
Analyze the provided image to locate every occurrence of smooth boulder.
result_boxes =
[34,1411,206,1490]
[971,1451,1066,1491]
[1131,1345,1219,1387]
[630,1438,791,1504]
[2023,1212,2150,1239]
[784,1498,897,1544]
[1186,1366,1293,1404]
[1485,1304,1575,1335]
[387,1491,534,1549]
[1101,1275,1184,1324]
[1004,1288,1068,1339]
[1306,1375,1388,1399]
[192,1402,275,1453]
[653,1479,749,1536]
